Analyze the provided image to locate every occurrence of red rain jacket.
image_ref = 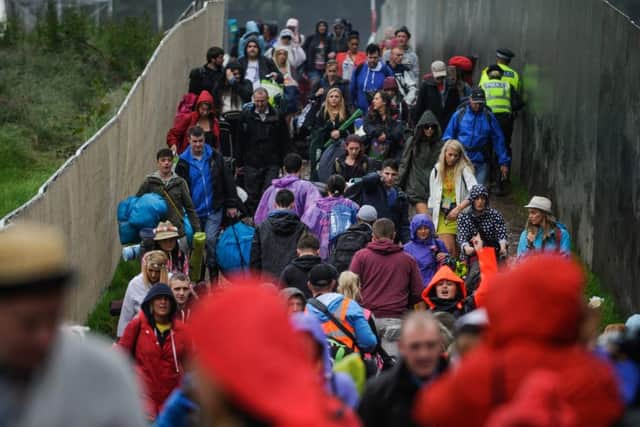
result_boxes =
[167,90,220,154]
[118,311,191,419]
[413,254,623,427]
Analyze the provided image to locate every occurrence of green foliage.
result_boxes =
[86,260,141,338]
[0,8,160,218]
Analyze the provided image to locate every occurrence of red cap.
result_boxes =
[382,76,398,90]
[448,55,473,72]
[191,276,360,427]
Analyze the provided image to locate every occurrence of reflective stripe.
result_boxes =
[481,81,512,114]
[319,297,358,351]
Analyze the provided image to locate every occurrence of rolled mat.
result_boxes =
[190,232,206,282]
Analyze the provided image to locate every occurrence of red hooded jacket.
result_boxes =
[413,254,623,427]
[118,305,191,418]
[421,265,467,316]
[167,90,220,154]
[191,278,361,427]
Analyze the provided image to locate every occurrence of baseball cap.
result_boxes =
[470,88,486,103]
[308,264,338,287]
[431,60,447,78]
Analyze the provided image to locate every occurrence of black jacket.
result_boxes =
[331,154,377,182]
[363,112,405,160]
[310,77,352,107]
[238,104,290,167]
[188,64,224,97]
[359,173,410,243]
[212,63,254,112]
[328,222,372,273]
[238,36,283,85]
[174,148,240,212]
[302,21,330,73]
[358,358,448,427]
[250,211,308,278]
[279,255,322,298]
[414,77,461,131]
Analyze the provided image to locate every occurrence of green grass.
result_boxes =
[585,271,624,327]
[86,259,140,338]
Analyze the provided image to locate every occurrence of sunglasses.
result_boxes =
[425,125,437,130]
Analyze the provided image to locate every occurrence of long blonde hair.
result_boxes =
[322,87,347,122]
[337,271,361,302]
[524,210,557,241]
[272,45,292,76]
[435,139,474,182]
[142,250,169,287]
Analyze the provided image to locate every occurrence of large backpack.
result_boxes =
[329,228,372,273]
[317,141,346,183]
[215,221,255,273]
[173,93,198,127]
[328,203,357,242]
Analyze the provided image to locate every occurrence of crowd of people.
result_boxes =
[2,15,639,427]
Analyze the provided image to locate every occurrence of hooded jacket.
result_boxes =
[167,90,220,155]
[414,77,460,131]
[190,283,360,427]
[238,35,283,85]
[254,175,322,225]
[175,143,239,217]
[414,255,623,427]
[291,313,360,408]
[280,255,322,298]
[349,239,423,318]
[403,214,448,286]
[443,105,510,166]
[238,21,265,58]
[301,196,360,260]
[117,284,191,419]
[399,110,444,204]
[250,210,308,278]
[349,60,394,113]
[136,172,201,237]
[421,265,472,318]
[456,184,508,253]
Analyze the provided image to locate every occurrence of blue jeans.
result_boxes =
[473,161,489,186]
[199,209,223,270]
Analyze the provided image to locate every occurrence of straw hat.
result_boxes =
[154,221,179,241]
[0,222,73,292]
[524,196,553,214]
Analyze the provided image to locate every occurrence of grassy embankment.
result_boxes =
[0,4,160,336]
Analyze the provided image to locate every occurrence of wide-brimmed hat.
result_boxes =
[154,221,179,241]
[524,196,553,214]
[0,222,74,293]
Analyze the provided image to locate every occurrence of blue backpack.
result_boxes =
[216,221,255,273]
[117,193,168,245]
[329,203,356,242]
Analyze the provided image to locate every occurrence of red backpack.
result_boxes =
[173,93,197,127]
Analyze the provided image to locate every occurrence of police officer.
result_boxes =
[479,48,521,93]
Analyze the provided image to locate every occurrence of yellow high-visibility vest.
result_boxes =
[479,63,521,92]
[480,80,512,114]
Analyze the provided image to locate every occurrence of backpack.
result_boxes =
[215,221,255,272]
[329,203,356,242]
[173,93,198,127]
[329,228,371,273]
[317,142,346,183]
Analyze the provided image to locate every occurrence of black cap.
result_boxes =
[496,48,515,60]
[470,88,486,103]
[308,264,338,287]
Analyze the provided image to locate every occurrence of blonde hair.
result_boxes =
[272,46,291,74]
[322,88,347,122]
[435,139,474,182]
[142,250,169,287]
[524,210,557,241]
[337,271,361,301]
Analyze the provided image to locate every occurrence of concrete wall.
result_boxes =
[0,1,225,322]
[380,0,640,313]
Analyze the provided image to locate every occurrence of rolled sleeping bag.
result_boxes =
[190,231,206,282]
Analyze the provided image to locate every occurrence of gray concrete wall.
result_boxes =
[1,1,226,322]
[380,0,640,313]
